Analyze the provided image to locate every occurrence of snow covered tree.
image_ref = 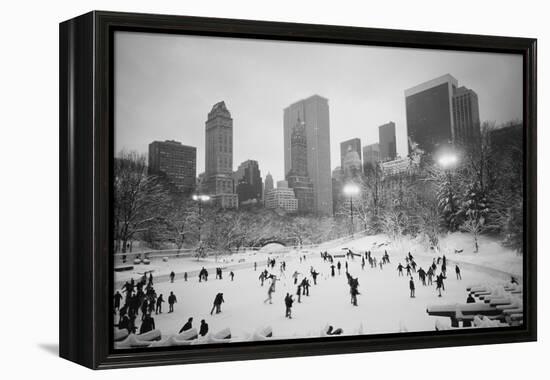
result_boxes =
[458,182,489,253]
[437,171,461,232]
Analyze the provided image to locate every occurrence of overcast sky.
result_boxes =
[114,31,522,183]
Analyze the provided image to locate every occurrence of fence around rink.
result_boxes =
[112,229,370,265]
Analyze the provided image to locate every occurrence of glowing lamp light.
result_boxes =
[437,153,459,169]
[192,194,211,202]
[343,183,360,197]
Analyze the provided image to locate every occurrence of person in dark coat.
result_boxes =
[405,264,412,277]
[139,314,155,334]
[179,317,193,333]
[337,261,341,275]
[113,291,123,312]
[170,271,175,283]
[311,270,319,285]
[210,293,225,315]
[184,272,188,282]
[199,319,209,336]
[397,263,404,276]
[168,291,177,313]
[155,294,164,314]
[466,293,476,303]
[284,293,294,319]
[296,285,302,303]
[229,271,235,281]
[140,299,149,320]
[455,264,462,280]
[409,277,416,298]
[254,262,257,271]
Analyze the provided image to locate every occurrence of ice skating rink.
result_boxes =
[116,234,521,343]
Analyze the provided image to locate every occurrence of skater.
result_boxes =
[337,261,341,275]
[199,319,209,337]
[405,263,412,277]
[409,277,415,298]
[467,293,476,303]
[292,271,300,285]
[350,284,359,306]
[436,274,445,297]
[179,317,193,333]
[139,313,155,334]
[210,293,225,315]
[311,269,319,285]
[230,271,235,281]
[361,257,365,270]
[296,284,302,303]
[113,291,123,312]
[284,293,294,319]
[417,267,427,286]
[155,294,164,314]
[330,264,336,277]
[254,262,257,271]
[168,291,177,313]
[170,271,175,283]
[264,282,275,304]
[455,264,462,280]
[397,263,404,276]
[184,272,188,282]
[259,271,266,286]
[345,261,349,272]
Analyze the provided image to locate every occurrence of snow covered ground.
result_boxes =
[115,232,522,346]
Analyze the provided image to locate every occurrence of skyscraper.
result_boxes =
[405,74,458,154]
[264,180,298,213]
[340,138,362,169]
[378,122,396,161]
[452,86,481,151]
[264,173,274,192]
[286,116,314,213]
[148,140,196,194]
[205,101,238,208]
[283,95,332,215]
[234,159,263,205]
[363,143,380,171]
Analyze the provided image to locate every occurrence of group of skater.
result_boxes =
[395,252,463,298]
[114,267,229,337]
[115,245,469,339]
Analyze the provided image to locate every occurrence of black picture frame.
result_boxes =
[59,10,537,370]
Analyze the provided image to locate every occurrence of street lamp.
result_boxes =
[191,194,211,243]
[343,183,360,236]
[436,151,460,231]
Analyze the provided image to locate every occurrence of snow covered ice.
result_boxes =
[114,232,522,347]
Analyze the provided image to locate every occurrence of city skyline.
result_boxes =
[115,31,522,183]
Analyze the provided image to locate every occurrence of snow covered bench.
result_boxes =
[115,329,161,349]
[114,328,129,342]
[427,303,502,328]
[176,327,198,341]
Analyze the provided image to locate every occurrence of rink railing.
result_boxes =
[113,229,369,264]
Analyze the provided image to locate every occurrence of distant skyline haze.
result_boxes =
[114,31,522,183]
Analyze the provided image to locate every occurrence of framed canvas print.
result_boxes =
[59,11,537,369]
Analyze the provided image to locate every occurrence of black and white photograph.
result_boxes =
[112,31,525,349]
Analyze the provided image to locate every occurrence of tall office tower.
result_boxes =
[205,101,238,208]
[286,117,314,213]
[379,122,397,161]
[340,138,362,168]
[263,172,274,205]
[363,143,380,171]
[148,140,196,194]
[331,166,344,216]
[405,74,458,154]
[452,86,481,151]
[264,180,298,213]
[234,159,263,205]
[283,95,332,215]
[342,146,362,179]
